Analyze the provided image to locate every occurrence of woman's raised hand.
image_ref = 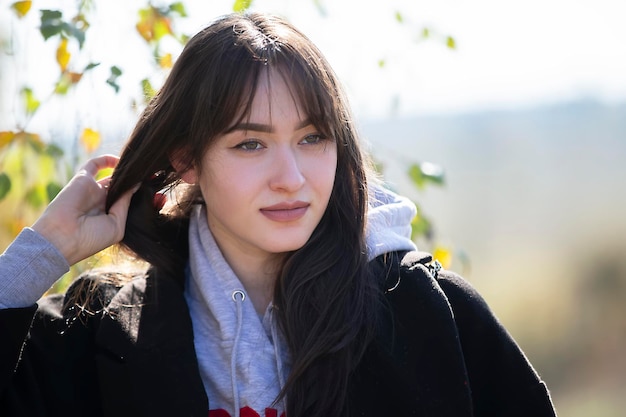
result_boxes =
[32,155,136,266]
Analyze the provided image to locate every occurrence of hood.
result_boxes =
[366,185,418,261]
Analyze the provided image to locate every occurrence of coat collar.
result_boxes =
[95,268,208,416]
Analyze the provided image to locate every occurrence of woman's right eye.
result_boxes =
[235,140,264,151]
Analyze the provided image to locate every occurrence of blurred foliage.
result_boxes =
[1,0,457,283]
[11,2,622,415]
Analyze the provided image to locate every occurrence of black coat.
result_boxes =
[0,251,556,416]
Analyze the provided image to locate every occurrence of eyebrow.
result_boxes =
[225,118,312,134]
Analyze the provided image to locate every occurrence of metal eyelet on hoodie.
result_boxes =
[231,290,246,417]
[232,290,246,302]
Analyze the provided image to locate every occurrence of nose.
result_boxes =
[269,146,305,192]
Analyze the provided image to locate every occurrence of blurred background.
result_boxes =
[1,0,625,415]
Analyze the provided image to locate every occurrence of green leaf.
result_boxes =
[54,72,73,95]
[62,22,86,48]
[110,66,122,76]
[408,162,445,189]
[373,160,384,175]
[421,27,430,39]
[106,66,122,93]
[0,173,11,201]
[233,0,253,12]
[411,210,433,240]
[378,59,386,68]
[40,9,64,40]
[395,11,403,23]
[44,143,64,158]
[46,182,62,202]
[106,80,120,93]
[40,9,62,20]
[141,78,155,102]
[21,87,40,115]
[169,2,187,17]
[84,62,100,71]
[25,132,45,152]
[25,185,45,208]
[40,10,87,47]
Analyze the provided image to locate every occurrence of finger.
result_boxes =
[81,154,120,177]
[97,176,112,190]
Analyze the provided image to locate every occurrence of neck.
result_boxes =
[221,249,283,316]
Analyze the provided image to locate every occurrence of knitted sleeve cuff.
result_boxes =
[0,228,70,309]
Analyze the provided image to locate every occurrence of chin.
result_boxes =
[265,235,311,254]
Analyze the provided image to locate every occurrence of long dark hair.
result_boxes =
[106,12,377,416]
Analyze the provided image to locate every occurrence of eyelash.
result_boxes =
[300,134,327,145]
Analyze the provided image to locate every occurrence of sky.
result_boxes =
[284,0,626,118]
[124,0,626,118]
[1,0,626,125]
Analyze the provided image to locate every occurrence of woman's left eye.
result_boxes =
[300,134,325,145]
[235,140,264,151]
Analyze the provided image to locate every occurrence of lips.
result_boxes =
[260,201,310,222]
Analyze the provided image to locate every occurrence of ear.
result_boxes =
[169,149,198,184]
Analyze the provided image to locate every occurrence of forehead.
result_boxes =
[237,68,306,124]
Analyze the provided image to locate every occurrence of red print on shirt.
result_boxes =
[209,407,285,417]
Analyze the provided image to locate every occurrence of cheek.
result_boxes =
[198,160,258,205]
[196,160,228,202]
[322,150,339,193]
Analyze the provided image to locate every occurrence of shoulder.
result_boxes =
[373,250,492,315]
[370,251,557,415]
[371,250,507,341]
[372,250,475,308]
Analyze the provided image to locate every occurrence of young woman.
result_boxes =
[0,12,556,417]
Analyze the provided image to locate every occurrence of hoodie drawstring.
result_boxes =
[269,304,287,411]
[231,290,245,417]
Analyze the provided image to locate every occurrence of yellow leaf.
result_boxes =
[10,218,27,239]
[153,17,173,41]
[56,38,71,72]
[159,53,172,69]
[0,131,16,150]
[233,0,253,13]
[80,128,101,153]
[446,36,456,50]
[136,20,153,42]
[136,7,161,42]
[433,246,453,269]
[96,167,114,181]
[11,1,32,18]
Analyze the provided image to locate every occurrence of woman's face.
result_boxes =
[191,70,337,264]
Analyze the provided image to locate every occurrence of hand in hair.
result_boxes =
[32,155,137,266]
